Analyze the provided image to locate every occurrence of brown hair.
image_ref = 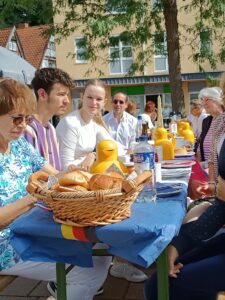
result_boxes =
[31,68,74,98]
[190,99,203,108]
[0,78,36,116]
[126,99,137,116]
[83,79,106,93]
[82,79,108,131]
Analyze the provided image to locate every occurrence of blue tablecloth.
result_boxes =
[10,184,187,268]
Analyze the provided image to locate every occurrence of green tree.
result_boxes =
[0,0,53,29]
[52,0,225,112]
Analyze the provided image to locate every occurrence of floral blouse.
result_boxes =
[0,136,46,271]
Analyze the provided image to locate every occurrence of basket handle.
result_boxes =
[95,190,105,201]
[26,170,49,194]
[122,170,152,193]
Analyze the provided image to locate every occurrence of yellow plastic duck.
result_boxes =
[153,95,174,160]
[154,127,175,160]
[177,121,195,144]
[90,140,128,174]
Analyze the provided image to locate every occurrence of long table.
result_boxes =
[10,183,187,300]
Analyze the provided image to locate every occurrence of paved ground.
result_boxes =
[0,265,155,300]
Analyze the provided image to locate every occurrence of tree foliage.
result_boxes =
[51,0,225,111]
[0,0,53,29]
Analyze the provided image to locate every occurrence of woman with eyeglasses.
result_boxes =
[56,79,126,171]
[0,78,111,300]
[187,87,224,201]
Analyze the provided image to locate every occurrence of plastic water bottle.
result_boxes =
[133,135,156,202]
[136,115,143,139]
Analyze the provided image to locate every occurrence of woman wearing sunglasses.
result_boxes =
[0,78,110,300]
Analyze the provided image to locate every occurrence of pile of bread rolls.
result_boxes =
[174,147,187,155]
[52,170,124,192]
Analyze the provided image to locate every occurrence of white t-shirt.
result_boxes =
[140,113,154,129]
[56,110,125,170]
[187,110,208,138]
[103,111,138,151]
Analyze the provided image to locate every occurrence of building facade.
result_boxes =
[53,1,224,117]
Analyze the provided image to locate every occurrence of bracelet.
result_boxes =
[208,181,216,185]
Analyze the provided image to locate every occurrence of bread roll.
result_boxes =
[174,147,187,155]
[58,171,89,188]
[105,171,124,179]
[89,174,123,191]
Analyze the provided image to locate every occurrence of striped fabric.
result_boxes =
[203,122,213,161]
[23,118,61,171]
[61,224,99,242]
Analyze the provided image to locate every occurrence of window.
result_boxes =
[41,59,56,68]
[154,32,168,72]
[45,36,56,58]
[109,38,133,74]
[106,0,127,14]
[9,40,17,52]
[75,37,88,63]
[200,30,212,54]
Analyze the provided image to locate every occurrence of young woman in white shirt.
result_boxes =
[56,79,125,171]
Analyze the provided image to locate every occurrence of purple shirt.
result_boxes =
[23,117,61,171]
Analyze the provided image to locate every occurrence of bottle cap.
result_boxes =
[139,135,148,141]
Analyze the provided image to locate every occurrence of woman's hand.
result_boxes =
[79,152,96,171]
[196,182,215,198]
[168,245,183,278]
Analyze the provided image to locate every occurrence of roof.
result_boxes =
[0,27,13,47]
[75,71,223,87]
[0,46,36,84]
[17,25,49,68]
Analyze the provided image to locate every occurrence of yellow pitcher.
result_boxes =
[177,121,195,144]
[154,127,175,160]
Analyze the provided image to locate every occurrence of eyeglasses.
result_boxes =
[113,99,125,105]
[9,114,34,126]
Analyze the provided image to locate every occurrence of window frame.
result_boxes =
[105,0,127,14]
[199,29,212,55]
[154,32,168,72]
[109,37,133,75]
[74,36,88,64]
[9,40,17,52]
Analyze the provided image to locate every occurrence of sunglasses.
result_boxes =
[9,114,34,126]
[113,99,125,105]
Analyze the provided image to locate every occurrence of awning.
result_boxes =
[75,71,222,87]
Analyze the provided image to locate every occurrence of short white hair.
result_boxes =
[198,87,223,105]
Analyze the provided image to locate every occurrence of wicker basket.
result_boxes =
[34,183,143,227]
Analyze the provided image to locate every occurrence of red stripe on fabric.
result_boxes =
[72,227,90,242]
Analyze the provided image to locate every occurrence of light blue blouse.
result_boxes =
[0,136,46,271]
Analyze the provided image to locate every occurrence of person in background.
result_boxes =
[0,78,110,300]
[186,99,208,140]
[125,99,137,116]
[103,92,138,153]
[56,79,126,171]
[196,87,224,170]
[141,101,155,129]
[23,68,74,170]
